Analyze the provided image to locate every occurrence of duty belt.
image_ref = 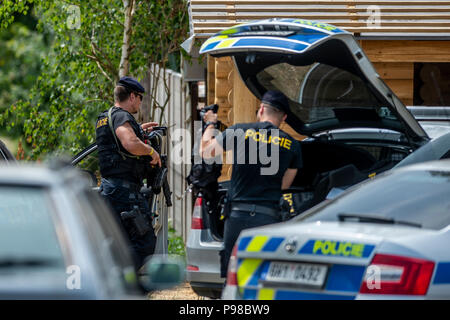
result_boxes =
[103,177,142,192]
[231,202,280,219]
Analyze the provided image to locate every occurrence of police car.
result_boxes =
[222,160,450,300]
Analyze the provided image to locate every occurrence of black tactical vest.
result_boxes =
[95,107,147,184]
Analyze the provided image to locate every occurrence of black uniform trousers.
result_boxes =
[220,209,281,278]
[99,178,157,270]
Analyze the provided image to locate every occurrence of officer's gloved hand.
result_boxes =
[279,196,292,221]
[203,110,218,123]
[142,121,159,133]
[149,150,161,167]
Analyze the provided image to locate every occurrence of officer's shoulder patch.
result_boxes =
[96,117,108,129]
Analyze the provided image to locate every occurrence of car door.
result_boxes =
[71,144,168,256]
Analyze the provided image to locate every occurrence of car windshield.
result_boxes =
[256,62,397,125]
[0,185,65,268]
[297,169,450,230]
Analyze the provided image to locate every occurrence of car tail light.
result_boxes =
[191,197,204,230]
[187,265,199,272]
[226,245,238,286]
[360,254,435,295]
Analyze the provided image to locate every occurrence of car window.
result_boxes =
[0,185,65,267]
[298,169,450,230]
[256,62,398,125]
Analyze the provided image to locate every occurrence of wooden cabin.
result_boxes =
[185,0,450,180]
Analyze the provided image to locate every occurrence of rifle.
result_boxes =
[199,103,219,119]
[143,127,172,207]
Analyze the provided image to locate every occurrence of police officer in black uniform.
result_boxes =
[200,90,303,279]
[96,76,161,270]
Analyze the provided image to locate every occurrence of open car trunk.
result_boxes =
[200,18,428,146]
[206,135,412,241]
[199,18,431,239]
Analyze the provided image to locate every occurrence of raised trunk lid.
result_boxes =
[200,19,428,148]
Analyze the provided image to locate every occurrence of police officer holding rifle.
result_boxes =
[200,90,304,280]
[96,76,161,270]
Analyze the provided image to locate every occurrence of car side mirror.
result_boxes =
[139,255,186,291]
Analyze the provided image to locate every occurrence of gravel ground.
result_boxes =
[148,281,208,300]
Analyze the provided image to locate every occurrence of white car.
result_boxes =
[222,160,450,300]
[0,162,183,299]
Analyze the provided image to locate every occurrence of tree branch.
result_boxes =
[82,50,116,81]
[89,43,113,82]
[119,0,135,78]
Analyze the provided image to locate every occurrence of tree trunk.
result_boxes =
[119,0,135,78]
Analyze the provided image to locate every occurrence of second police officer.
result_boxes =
[96,76,161,270]
[200,90,303,279]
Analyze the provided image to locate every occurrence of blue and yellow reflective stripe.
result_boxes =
[238,236,284,253]
[292,19,338,32]
[202,35,228,46]
[273,290,355,300]
[242,288,355,300]
[234,236,371,300]
[200,19,347,53]
[433,262,450,284]
[215,19,345,35]
[235,235,284,291]
[263,237,285,252]
[257,288,275,300]
[239,263,364,300]
[200,35,228,52]
[325,265,366,292]
[240,286,275,300]
[232,38,308,52]
[242,288,258,299]
[237,258,263,287]
[216,38,239,49]
[246,235,269,252]
[237,236,253,251]
[201,37,311,54]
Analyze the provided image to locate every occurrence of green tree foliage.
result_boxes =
[0,0,34,29]
[0,0,189,159]
[0,7,48,138]
[168,226,186,257]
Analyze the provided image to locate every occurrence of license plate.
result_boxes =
[265,262,328,287]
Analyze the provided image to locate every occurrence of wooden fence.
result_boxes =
[144,66,193,243]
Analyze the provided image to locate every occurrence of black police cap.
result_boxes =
[117,76,145,94]
[261,90,289,113]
